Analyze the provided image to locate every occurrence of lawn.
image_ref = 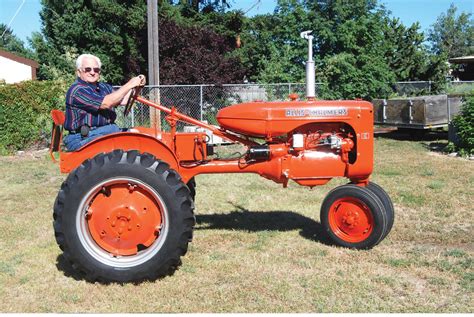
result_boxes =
[0,132,472,313]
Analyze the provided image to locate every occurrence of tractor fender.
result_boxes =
[59,132,178,173]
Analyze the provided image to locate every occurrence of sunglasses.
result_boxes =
[82,67,101,73]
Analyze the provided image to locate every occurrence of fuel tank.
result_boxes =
[216,100,373,137]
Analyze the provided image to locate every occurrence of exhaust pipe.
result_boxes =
[300,30,315,100]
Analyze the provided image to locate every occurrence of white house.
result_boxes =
[0,49,39,84]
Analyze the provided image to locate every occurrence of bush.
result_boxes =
[0,80,67,154]
[447,96,474,156]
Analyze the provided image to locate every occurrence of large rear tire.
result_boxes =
[320,184,387,249]
[53,150,195,283]
[187,177,196,201]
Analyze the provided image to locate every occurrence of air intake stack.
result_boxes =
[300,30,315,100]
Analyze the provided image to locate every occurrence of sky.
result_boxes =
[0,0,472,47]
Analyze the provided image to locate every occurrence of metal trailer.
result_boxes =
[372,95,464,130]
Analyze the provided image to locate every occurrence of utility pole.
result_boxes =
[147,0,160,129]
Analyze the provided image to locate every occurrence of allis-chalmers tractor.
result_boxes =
[50,32,394,283]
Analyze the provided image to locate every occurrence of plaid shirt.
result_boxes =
[64,78,116,131]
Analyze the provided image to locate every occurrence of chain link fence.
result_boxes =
[116,83,308,129]
[393,81,432,96]
[115,81,474,130]
[447,80,474,95]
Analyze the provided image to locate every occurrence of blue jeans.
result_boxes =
[64,124,121,151]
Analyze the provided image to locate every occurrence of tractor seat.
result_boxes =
[50,109,65,161]
[51,109,65,126]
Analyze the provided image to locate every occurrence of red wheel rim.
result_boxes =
[328,197,374,243]
[86,181,163,256]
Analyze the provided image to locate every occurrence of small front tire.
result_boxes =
[365,182,394,240]
[320,184,387,249]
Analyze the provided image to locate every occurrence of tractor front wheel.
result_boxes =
[365,182,394,240]
[320,184,387,249]
[53,150,195,283]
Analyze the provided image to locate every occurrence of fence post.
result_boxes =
[447,97,451,122]
[200,85,203,121]
[428,81,431,93]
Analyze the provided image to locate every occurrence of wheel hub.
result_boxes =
[87,182,163,256]
[109,208,137,236]
[342,211,359,227]
[329,198,373,243]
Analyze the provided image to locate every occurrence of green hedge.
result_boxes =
[0,80,67,155]
[447,96,474,156]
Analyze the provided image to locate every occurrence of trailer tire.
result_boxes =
[320,184,387,249]
[53,150,195,283]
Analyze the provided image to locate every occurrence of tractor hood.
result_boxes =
[216,100,372,138]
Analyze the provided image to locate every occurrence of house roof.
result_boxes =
[449,56,474,64]
[0,49,39,68]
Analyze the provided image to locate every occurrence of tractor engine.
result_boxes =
[216,99,374,186]
[246,127,355,164]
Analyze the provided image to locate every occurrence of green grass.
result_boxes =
[0,136,473,313]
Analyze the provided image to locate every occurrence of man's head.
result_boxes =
[76,54,102,84]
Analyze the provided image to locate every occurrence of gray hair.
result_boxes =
[76,54,102,70]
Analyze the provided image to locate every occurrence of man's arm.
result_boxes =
[120,89,133,106]
[100,75,146,109]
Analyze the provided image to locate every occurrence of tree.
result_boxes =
[382,17,448,92]
[428,4,474,58]
[0,24,34,59]
[313,0,396,99]
[237,0,449,98]
[33,0,147,83]
[169,0,231,13]
[33,0,245,84]
[158,18,245,84]
[29,31,78,82]
[238,0,396,99]
[384,19,427,81]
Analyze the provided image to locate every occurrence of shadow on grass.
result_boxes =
[55,254,87,282]
[55,204,332,284]
[375,128,448,142]
[196,203,332,246]
[423,141,449,153]
[56,254,176,285]
[376,129,450,154]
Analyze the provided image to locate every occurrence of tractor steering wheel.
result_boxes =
[123,84,144,116]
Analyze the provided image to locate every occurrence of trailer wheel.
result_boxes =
[365,182,394,240]
[53,150,195,283]
[320,184,387,249]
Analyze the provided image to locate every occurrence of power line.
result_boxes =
[1,0,26,39]
[243,0,261,15]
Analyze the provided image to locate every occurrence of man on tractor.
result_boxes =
[63,53,146,151]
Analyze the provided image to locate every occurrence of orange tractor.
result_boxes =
[50,32,393,283]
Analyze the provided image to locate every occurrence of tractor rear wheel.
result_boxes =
[320,184,387,249]
[53,150,195,283]
[187,177,196,201]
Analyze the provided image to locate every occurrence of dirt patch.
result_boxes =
[4,148,50,161]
